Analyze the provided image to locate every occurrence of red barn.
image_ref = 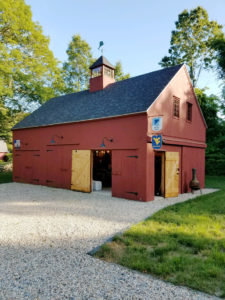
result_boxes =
[12,56,206,201]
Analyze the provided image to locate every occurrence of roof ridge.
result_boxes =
[59,64,185,97]
[104,63,184,87]
[12,64,183,130]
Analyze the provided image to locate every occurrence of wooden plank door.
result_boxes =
[71,150,92,193]
[46,149,60,187]
[23,151,33,183]
[165,152,179,198]
[59,147,71,189]
[31,151,41,185]
[112,150,138,200]
[13,152,23,182]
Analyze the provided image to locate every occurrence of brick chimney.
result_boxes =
[89,56,115,92]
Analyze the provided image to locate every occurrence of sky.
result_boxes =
[26,0,225,96]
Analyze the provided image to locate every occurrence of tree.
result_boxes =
[0,102,28,143]
[210,34,225,114]
[0,103,10,141]
[114,61,130,81]
[195,89,221,138]
[0,0,65,111]
[63,35,94,93]
[159,7,224,87]
[0,0,66,147]
[211,35,225,79]
[195,88,225,175]
[63,35,130,92]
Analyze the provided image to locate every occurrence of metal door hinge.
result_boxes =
[126,155,138,158]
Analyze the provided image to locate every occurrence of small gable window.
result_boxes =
[173,96,180,118]
[187,102,192,122]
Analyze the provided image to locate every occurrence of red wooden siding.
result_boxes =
[182,147,205,192]
[13,66,206,202]
[147,66,206,144]
[112,150,139,200]
[146,66,206,200]
[13,114,149,201]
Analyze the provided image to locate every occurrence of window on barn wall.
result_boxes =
[187,102,192,121]
[173,96,180,118]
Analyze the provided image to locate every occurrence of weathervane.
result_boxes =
[98,41,104,54]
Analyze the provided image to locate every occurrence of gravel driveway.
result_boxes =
[0,183,219,300]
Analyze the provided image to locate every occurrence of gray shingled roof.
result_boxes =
[13,64,183,130]
[90,56,115,69]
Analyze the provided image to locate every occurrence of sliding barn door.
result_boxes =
[165,152,179,198]
[71,150,92,193]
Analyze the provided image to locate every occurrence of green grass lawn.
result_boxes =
[95,176,225,298]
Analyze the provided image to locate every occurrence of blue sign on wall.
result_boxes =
[152,117,162,131]
[152,134,162,149]
[14,140,20,149]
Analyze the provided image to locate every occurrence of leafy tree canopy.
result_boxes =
[0,0,65,110]
[195,88,225,175]
[114,61,130,81]
[211,35,225,80]
[63,35,130,92]
[159,6,224,87]
[195,88,222,138]
[0,103,28,142]
[0,1,129,144]
[63,34,94,93]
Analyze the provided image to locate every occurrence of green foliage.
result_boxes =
[159,6,224,87]
[63,34,94,93]
[0,102,10,141]
[63,35,130,92]
[0,0,65,109]
[0,171,12,183]
[0,101,29,143]
[195,88,225,175]
[0,1,130,142]
[114,61,130,81]
[205,136,225,176]
[95,176,225,298]
[221,86,225,116]
[0,0,66,145]
[195,88,220,134]
[205,175,225,189]
[160,6,225,174]
[211,35,225,79]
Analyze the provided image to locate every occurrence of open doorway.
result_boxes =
[93,150,112,188]
[155,151,165,196]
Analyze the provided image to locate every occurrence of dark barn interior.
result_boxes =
[155,154,162,196]
[93,150,112,187]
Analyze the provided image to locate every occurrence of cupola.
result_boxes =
[89,56,115,92]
